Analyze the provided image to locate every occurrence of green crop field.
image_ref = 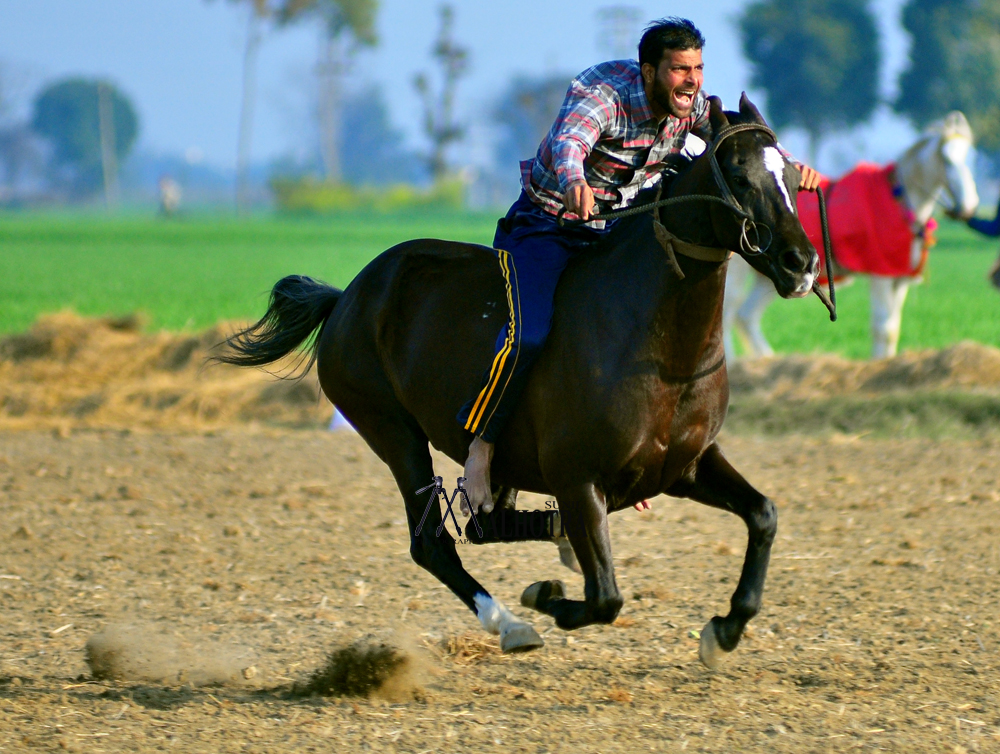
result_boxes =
[0,210,498,335]
[1,211,998,358]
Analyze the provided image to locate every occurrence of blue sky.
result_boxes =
[1,0,914,176]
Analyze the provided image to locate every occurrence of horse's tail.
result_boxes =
[214,275,342,375]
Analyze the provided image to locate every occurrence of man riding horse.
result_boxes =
[459,17,821,514]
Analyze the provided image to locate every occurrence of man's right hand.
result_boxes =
[563,180,596,221]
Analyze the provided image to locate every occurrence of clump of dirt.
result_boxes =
[0,312,332,431]
[728,340,1000,399]
[84,624,259,687]
[293,640,421,700]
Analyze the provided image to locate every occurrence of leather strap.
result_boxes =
[651,183,731,280]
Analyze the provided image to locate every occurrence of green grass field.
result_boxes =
[1,211,998,357]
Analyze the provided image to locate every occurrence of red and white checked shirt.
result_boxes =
[520,60,713,219]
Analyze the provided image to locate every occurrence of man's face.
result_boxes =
[643,47,704,119]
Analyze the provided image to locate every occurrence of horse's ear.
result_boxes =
[739,92,766,124]
[709,95,729,134]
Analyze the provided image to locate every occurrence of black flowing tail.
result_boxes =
[215,275,342,375]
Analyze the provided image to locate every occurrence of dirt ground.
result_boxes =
[1,427,999,753]
[1,317,999,752]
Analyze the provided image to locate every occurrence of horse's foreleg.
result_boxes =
[348,409,544,653]
[870,276,910,358]
[669,443,777,669]
[520,483,623,629]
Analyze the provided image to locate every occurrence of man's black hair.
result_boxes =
[638,17,705,68]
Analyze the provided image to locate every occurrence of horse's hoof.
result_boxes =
[520,580,565,610]
[500,622,544,653]
[698,618,729,670]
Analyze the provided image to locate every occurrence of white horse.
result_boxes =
[725,112,979,360]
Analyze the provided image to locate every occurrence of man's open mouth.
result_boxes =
[673,89,696,109]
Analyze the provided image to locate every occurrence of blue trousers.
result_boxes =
[457,191,612,443]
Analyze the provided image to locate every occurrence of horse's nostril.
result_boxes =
[781,248,809,273]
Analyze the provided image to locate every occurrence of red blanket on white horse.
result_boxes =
[797,162,933,280]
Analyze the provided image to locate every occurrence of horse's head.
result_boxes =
[702,94,818,299]
[898,111,979,220]
[934,111,978,219]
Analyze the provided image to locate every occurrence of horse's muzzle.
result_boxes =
[774,246,819,298]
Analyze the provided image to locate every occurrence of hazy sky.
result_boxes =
[1,0,914,175]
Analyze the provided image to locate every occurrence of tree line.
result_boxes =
[2,0,999,208]
[741,0,1000,165]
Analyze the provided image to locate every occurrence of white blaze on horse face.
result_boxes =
[763,147,795,213]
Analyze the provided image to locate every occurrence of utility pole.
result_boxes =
[97,82,120,211]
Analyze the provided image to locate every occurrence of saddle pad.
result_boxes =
[797,163,915,278]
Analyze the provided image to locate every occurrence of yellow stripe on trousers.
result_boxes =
[465,249,518,434]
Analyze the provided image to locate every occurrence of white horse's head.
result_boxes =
[898,111,979,220]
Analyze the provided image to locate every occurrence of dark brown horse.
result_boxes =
[219,94,819,668]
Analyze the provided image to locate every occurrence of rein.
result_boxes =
[557,121,838,321]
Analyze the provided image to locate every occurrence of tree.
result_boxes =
[277,0,378,182]
[31,78,138,199]
[493,74,569,172]
[739,0,881,165]
[339,85,423,185]
[895,0,1000,153]
[413,4,468,181]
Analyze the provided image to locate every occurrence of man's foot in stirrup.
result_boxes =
[462,436,494,515]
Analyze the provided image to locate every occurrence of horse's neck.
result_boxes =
[602,210,727,372]
[895,137,942,224]
[662,159,719,245]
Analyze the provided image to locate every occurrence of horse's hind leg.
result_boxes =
[520,482,623,629]
[342,406,544,653]
[669,443,777,669]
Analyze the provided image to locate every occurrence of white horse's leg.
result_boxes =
[737,273,777,357]
[723,258,751,361]
[869,276,911,358]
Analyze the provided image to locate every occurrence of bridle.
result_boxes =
[557,121,837,321]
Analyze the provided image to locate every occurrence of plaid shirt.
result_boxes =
[520,60,713,219]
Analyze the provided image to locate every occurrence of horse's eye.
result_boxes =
[732,174,751,189]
